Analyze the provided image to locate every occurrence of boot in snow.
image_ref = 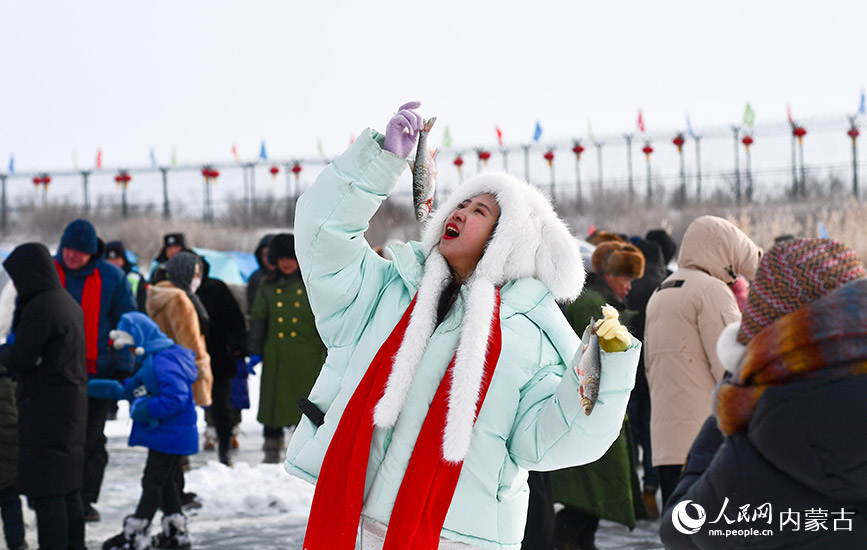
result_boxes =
[103,515,151,550]
[151,513,192,549]
[262,436,284,464]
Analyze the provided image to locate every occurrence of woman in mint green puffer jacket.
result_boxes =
[286,104,640,550]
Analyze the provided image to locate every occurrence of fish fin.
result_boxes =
[430,148,438,160]
[423,117,437,132]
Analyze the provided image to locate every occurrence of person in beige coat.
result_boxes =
[146,252,212,407]
[643,216,761,507]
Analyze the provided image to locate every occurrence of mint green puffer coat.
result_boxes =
[285,129,640,550]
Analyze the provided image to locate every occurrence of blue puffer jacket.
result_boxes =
[287,130,640,550]
[55,234,137,378]
[119,313,199,456]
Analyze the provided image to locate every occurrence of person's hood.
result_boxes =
[146,281,185,318]
[254,234,274,270]
[677,215,762,284]
[3,243,62,300]
[113,311,175,357]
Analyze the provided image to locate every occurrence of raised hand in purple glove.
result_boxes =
[383,101,424,158]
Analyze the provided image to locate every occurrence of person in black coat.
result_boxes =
[624,237,668,518]
[0,243,88,550]
[197,258,247,465]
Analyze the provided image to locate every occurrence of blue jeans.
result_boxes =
[627,386,659,491]
[0,485,25,549]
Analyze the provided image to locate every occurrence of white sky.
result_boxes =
[1,0,864,173]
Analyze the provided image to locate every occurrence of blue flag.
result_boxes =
[533,121,543,142]
[8,154,14,174]
[259,141,268,161]
[860,90,865,115]
[686,114,697,139]
[149,147,157,168]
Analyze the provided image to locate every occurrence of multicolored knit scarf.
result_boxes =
[715,278,867,435]
[304,289,502,550]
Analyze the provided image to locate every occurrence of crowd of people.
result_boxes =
[0,101,864,550]
[0,225,325,549]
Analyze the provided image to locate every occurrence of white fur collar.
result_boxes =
[716,322,746,375]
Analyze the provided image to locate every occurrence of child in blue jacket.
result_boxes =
[89,312,198,550]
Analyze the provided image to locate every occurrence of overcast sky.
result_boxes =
[1,0,864,173]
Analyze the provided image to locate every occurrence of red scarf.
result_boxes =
[304,290,502,550]
[55,261,101,375]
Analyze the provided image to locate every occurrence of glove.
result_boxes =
[594,304,632,353]
[88,379,126,400]
[130,397,156,425]
[383,101,423,158]
[247,354,262,374]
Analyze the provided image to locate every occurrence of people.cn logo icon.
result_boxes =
[672,500,707,534]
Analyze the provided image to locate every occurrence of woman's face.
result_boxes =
[439,193,500,283]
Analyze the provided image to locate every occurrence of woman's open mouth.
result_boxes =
[443,223,460,240]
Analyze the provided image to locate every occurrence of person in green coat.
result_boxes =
[248,233,326,463]
[553,240,646,550]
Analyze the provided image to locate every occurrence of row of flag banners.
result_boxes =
[6,92,867,175]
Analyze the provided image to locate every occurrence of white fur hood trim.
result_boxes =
[374,172,585,463]
[717,322,746,375]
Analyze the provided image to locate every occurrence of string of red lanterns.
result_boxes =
[742,135,754,151]
[269,165,280,180]
[291,162,303,179]
[543,149,555,167]
[114,171,132,188]
[201,167,220,184]
[477,150,491,166]
[32,173,51,188]
[672,134,685,153]
[453,155,464,172]
[848,126,860,144]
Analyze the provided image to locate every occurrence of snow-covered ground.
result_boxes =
[6,374,664,550]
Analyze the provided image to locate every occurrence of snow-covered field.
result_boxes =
[6,374,664,550]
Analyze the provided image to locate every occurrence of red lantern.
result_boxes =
[114,171,132,188]
[543,150,555,167]
[642,144,654,158]
[741,135,754,151]
[672,134,685,153]
[269,165,280,180]
[453,155,464,171]
[572,142,585,159]
[291,162,302,178]
[478,150,491,166]
[848,127,860,143]
[793,126,807,145]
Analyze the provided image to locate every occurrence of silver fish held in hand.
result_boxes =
[575,318,602,416]
[411,116,437,222]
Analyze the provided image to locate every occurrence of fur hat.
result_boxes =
[374,172,585,462]
[60,219,101,255]
[267,233,296,265]
[736,238,866,344]
[586,229,626,247]
[591,241,645,278]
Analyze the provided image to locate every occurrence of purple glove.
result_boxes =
[383,101,424,158]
